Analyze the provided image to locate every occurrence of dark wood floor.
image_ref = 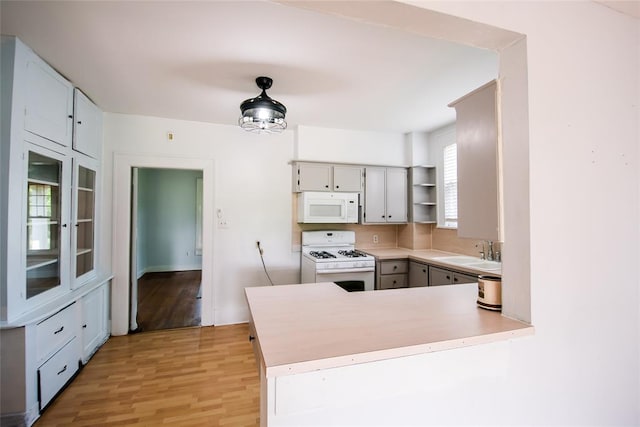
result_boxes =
[136,270,201,332]
[34,324,260,426]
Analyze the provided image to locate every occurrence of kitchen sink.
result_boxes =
[432,256,502,272]
[431,256,481,265]
[465,261,502,271]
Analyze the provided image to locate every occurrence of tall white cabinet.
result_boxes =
[1,36,110,427]
[449,80,501,241]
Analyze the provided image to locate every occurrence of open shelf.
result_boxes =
[409,166,437,224]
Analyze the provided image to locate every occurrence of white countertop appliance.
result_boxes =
[301,230,375,291]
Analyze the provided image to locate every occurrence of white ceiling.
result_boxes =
[4,1,635,134]
[0,1,505,133]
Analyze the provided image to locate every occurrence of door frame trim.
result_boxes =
[112,153,215,335]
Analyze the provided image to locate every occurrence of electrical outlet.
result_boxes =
[217,219,229,229]
[373,235,379,244]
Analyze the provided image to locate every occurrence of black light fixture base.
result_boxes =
[256,76,273,91]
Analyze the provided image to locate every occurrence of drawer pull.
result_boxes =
[54,326,64,334]
[57,365,67,375]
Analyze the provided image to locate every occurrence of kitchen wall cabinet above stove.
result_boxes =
[293,162,363,192]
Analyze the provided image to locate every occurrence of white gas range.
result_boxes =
[300,230,375,291]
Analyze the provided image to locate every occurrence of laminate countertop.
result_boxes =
[361,248,502,276]
[245,282,533,378]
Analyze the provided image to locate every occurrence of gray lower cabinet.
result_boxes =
[428,265,478,286]
[408,261,428,287]
[376,260,408,290]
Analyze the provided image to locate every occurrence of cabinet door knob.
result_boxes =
[249,335,255,342]
[68,115,73,119]
[82,324,87,328]
[62,224,68,228]
[325,185,329,188]
[335,185,339,189]
[77,120,82,125]
[446,275,451,280]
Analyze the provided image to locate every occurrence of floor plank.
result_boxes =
[137,271,202,332]
[35,324,260,427]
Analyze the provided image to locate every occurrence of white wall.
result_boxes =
[102,114,301,326]
[101,115,408,328]
[270,0,637,424]
[421,1,639,423]
[296,125,408,165]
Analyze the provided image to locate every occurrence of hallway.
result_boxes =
[137,270,201,332]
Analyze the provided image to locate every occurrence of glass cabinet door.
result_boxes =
[72,160,97,286]
[26,151,63,299]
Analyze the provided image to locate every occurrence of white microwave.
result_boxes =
[297,192,359,223]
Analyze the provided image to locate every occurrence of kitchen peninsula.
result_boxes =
[245,282,533,426]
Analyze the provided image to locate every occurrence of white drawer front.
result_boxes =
[39,337,79,409]
[37,303,76,363]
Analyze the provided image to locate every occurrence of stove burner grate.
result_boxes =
[309,251,336,259]
[337,250,368,258]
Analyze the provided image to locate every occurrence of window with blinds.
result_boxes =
[443,143,458,228]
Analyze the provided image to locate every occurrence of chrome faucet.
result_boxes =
[486,241,495,261]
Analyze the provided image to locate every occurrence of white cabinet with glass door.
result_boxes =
[71,157,98,288]
[22,144,71,315]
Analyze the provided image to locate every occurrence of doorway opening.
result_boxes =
[130,167,204,333]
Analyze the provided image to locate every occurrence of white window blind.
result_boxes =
[443,143,458,228]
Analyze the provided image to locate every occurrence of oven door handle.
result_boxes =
[316,267,375,274]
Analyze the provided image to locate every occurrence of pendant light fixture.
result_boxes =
[239,76,287,133]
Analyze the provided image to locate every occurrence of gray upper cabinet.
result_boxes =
[363,167,407,224]
[293,162,363,192]
[333,165,363,192]
[449,80,501,241]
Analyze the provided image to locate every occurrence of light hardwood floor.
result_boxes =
[35,324,260,426]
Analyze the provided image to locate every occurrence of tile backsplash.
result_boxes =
[291,196,495,256]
